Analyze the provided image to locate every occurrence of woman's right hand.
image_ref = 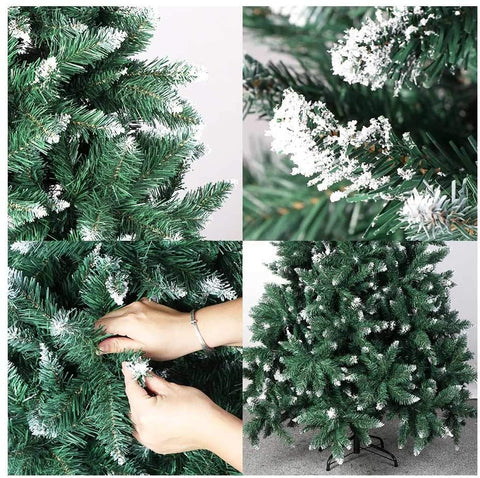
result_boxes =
[122,362,243,471]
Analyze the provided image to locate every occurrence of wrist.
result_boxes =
[172,312,203,356]
[195,401,225,451]
[189,310,215,354]
[190,308,219,350]
[202,405,243,471]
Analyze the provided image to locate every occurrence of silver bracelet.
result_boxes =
[190,310,214,354]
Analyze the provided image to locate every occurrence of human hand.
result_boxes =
[122,362,243,471]
[95,298,199,361]
[96,298,242,361]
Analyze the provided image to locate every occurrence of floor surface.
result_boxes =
[243,400,477,475]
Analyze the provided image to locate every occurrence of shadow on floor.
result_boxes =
[243,400,477,475]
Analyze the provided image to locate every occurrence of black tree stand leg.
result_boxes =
[325,434,399,471]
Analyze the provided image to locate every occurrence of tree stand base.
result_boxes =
[325,434,399,471]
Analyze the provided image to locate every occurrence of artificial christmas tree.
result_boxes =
[243,7,477,240]
[8,6,230,241]
[8,240,242,475]
[244,241,475,469]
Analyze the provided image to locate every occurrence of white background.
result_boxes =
[243,241,478,397]
[138,7,242,240]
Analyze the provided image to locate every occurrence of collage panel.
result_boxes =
[243,241,477,475]
[243,6,477,241]
[8,6,241,242]
[9,240,243,474]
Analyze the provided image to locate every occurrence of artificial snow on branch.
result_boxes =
[267,89,393,201]
[242,6,476,241]
[331,7,466,95]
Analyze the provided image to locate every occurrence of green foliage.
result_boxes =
[244,241,476,463]
[244,151,390,240]
[243,7,477,240]
[9,240,242,475]
[8,7,230,241]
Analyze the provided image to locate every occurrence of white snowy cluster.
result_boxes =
[117,6,159,27]
[137,120,172,138]
[399,185,447,235]
[125,357,152,381]
[9,17,31,53]
[268,89,392,202]
[48,184,70,213]
[46,114,71,144]
[413,444,423,456]
[326,407,337,419]
[98,27,127,52]
[8,268,20,299]
[397,167,415,181]
[69,20,88,33]
[50,309,72,338]
[8,203,47,230]
[120,135,137,154]
[33,56,57,84]
[351,297,362,309]
[117,233,137,241]
[418,429,427,439]
[39,343,54,366]
[28,414,58,439]
[246,396,256,408]
[106,272,129,306]
[165,280,187,299]
[8,326,24,342]
[110,449,126,466]
[331,7,438,94]
[80,225,103,241]
[104,114,126,138]
[90,244,130,305]
[201,274,238,301]
[167,98,183,114]
[442,426,454,438]
[10,241,35,254]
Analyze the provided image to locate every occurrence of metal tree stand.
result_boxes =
[325,434,399,471]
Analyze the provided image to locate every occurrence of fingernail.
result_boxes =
[98,343,109,354]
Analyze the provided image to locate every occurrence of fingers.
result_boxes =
[97,306,128,320]
[122,362,150,403]
[95,315,134,336]
[139,297,177,314]
[145,374,170,397]
[98,336,144,355]
[96,300,145,325]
